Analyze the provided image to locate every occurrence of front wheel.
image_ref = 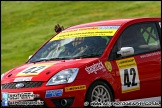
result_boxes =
[85,81,114,107]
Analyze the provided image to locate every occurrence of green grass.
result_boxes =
[1,1,161,74]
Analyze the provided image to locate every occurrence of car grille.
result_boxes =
[1,82,43,89]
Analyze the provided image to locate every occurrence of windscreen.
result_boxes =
[28,26,120,63]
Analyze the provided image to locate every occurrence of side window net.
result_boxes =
[108,22,160,60]
[140,26,159,45]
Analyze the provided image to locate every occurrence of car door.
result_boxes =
[108,22,161,101]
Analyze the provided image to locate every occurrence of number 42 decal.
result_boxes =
[124,68,137,87]
[116,57,140,93]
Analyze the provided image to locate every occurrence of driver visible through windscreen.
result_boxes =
[28,26,119,63]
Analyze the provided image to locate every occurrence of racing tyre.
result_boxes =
[85,81,114,107]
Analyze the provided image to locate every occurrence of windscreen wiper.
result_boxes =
[30,57,71,63]
[45,57,71,61]
[74,54,102,59]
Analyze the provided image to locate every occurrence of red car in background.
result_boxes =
[1,18,161,107]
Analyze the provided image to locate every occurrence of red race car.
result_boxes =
[1,18,161,107]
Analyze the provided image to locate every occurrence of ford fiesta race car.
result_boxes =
[1,18,161,107]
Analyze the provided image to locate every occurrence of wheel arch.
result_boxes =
[85,78,115,102]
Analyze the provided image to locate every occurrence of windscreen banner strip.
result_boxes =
[50,26,120,41]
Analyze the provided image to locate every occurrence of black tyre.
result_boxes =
[85,81,114,107]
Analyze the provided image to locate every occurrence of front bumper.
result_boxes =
[1,79,89,107]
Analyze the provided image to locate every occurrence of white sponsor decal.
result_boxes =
[14,77,32,82]
[85,60,105,74]
[140,51,161,58]
[99,26,120,29]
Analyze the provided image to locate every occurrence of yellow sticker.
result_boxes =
[16,63,54,76]
[65,85,86,92]
[116,57,140,93]
[50,26,119,41]
[116,57,136,69]
[105,61,112,72]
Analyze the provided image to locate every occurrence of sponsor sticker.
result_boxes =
[50,26,120,41]
[140,51,161,58]
[85,60,106,74]
[65,85,86,92]
[16,63,54,76]
[116,57,140,93]
[45,89,63,98]
[104,61,112,72]
[99,26,120,30]
[14,77,32,82]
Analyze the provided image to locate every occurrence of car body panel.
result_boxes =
[2,58,99,83]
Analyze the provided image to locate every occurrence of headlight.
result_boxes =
[1,73,4,80]
[46,68,79,86]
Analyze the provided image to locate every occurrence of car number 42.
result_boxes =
[116,57,140,93]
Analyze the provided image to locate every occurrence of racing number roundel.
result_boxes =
[116,57,140,93]
[16,63,54,76]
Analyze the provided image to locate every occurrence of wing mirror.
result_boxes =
[117,47,134,57]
